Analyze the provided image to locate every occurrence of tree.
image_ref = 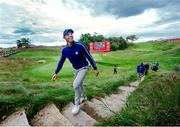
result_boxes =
[16,38,30,48]
[16,40,22,48]
[118,36,127,50]
[110,44,117,51]
[107,36,127,50]
[21,38,30,48]
[79,33,106,49]
[79,32,132,51]
[79,33,92,49]
[94,34,105,42]
[126,35,138,43]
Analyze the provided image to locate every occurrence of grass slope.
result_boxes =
[0,41,179,124]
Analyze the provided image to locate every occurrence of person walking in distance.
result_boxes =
[137,63,145,82]
[52,29,99,115]
[113,65,118,74]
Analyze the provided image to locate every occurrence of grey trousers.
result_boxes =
[73,66,89,105]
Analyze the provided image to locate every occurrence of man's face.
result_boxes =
[63,32,74,43]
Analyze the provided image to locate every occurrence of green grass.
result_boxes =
[97,71,180,126]
[0,41,179,124]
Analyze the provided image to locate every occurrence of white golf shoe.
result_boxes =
[80,96,87,104]
[71,105,80,115]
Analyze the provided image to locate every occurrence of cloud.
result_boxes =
[13,28,36,35]
[64,0,180,40]
[65,0,178,18]
[0,0,179,47]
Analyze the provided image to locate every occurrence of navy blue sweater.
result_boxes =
[55,41,97,74]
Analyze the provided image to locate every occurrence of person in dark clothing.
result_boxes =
[52,29,99,115]
[137,63,145,81]
[144,62,149,75]
[114,65,117,74]
[151,62,159,72]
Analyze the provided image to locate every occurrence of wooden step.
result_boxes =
[0,109,30,126]
[62,102,96,126]
[81,98,113,120]
[31,103,72,126]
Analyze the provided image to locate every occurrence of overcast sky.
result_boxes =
[0,0,180,47]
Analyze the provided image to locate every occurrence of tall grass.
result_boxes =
[97,71,180,126]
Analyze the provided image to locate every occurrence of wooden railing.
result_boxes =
[0,49,20,57]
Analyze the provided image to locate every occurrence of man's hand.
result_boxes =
[94,69,99,77]
[52,74,57,81]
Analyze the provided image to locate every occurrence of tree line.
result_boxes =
[79,33,138,51]
[16,34,138,50]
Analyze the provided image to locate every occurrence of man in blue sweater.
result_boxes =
[137,63,145,82]
[52,29,99,115]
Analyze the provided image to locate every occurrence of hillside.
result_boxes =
[0,41,179,125]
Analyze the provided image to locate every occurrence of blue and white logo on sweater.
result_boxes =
[75,51,79,55]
